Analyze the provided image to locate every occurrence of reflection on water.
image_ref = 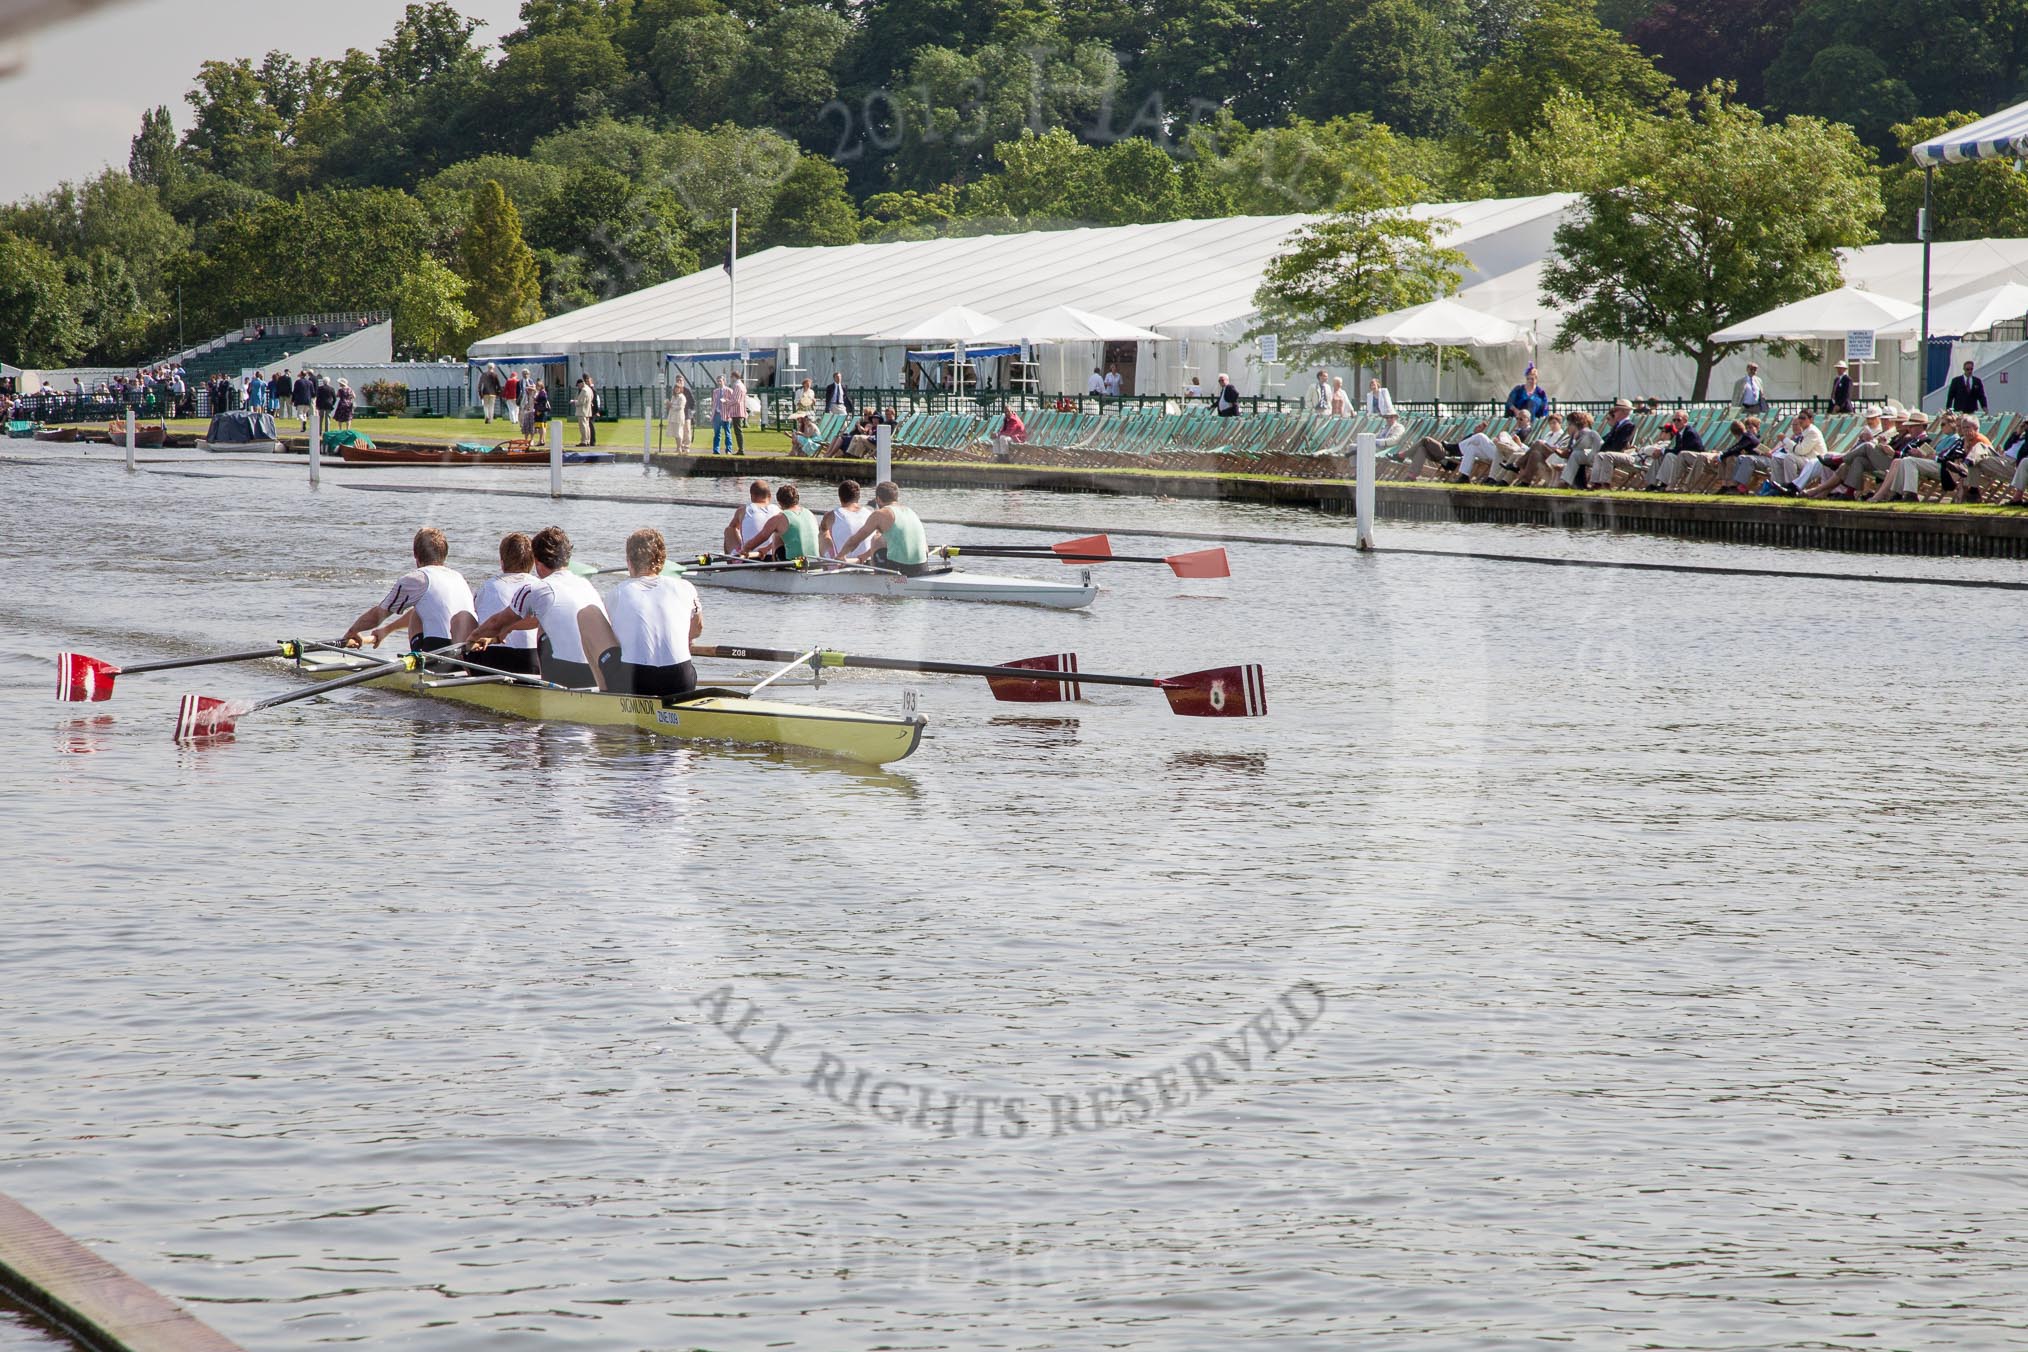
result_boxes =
[5,457,2028,1350]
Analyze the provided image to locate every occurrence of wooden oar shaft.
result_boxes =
[695,644,1162,690]
[116,646,280,675]
[946,547,1166,564]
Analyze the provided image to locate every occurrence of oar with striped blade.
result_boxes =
[174,652,422,742]
[937,535,1231,578]
[694,645,1266,717]
[56,646,282,702]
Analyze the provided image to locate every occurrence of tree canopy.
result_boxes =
[0,0,1974,371]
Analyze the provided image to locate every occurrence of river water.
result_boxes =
[5,450,2028,1350]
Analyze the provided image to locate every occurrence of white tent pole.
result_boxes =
[1435,345,1443,417]
[728,209,738,374]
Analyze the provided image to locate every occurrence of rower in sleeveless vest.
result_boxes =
[723,479,776,556]
[740,482,818,560]
[580,528,704,697]
[837,480,936,575]
[467,524,607,688]
[342,526,476,654]
[469,531,540,676]
[821,479,871,560]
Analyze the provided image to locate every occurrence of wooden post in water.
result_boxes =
[549,418,563,498]
[875,422,892,486]
[124,410,136,472]
[642,404,652,476]
[308,408,320,486]
[1355,432,1376,550]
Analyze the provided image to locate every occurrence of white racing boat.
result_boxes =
[681,558,1098,609]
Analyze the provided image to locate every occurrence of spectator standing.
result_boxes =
[1829,359,1853,414]
[1732,362,1768,417]
[334,379,355,430]
[1505,364,1549,420]
[1328,377,1350,416]
[1365,377,1394,416]
[1311,369,1331,412]
[710,375,732,454]
[728,370,748,454]
[1102,366,1123,397]
[573,375,595,446]
[1947,359,1988,415]
[824,371,851,414]
[291,369,315,430]
[1184,375,1204,400]
[665,378,693,452]
[268,369,290,413]
[585,374,600,446]
[502,369,522,415]
[1215,373,1240,418]
[478,363,504,423]
[1087,368,1105,396]
[313,373,337,433]
[795,377,817,414]
[531,380,550,435]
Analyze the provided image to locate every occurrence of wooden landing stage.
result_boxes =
[0,1194,242,1352]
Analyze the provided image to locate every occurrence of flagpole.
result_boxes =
[728,208,739,378]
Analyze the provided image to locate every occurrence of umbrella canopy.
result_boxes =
[1320,297,1527,347]
[1709,286,1919,342]
[868,305,1007,343]
[1912,99,2028,167]
[1876,281,2028,339]
[975,304,1166,344]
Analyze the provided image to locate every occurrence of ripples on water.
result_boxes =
[4,453,2028,1349]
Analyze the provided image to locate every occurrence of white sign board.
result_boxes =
[1258,333,1279,365]
[787,342,799,367]
[1845,329,1876,361]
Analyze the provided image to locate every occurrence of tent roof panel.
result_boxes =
[470,195,1582,354]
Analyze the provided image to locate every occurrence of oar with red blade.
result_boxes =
[56,646,286,702]
[693,644,1266,717]
[937,535,1231,578]
[173,652,422,742]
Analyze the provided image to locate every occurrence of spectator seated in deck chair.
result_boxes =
[790,412,824,456]
[1505,412,1569,487]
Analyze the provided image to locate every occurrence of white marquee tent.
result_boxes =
[470,195,1580,398]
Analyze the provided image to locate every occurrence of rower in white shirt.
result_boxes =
[821,479,873,559]
[722,479,776,554]
[467,525,607,687]
[342,526,476,655]
[579,528,703,697]
[468,532,540,676]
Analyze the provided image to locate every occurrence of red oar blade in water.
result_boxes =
[173,694,248,741]
[984,653,1081,703]
[1050,534,1113,562]
[1157,664,1267,718]
[174,652,419,743]
[56,653,120,702]
[1164,547,1230,579]
[943,539,1232,578]
[56,644,287,702]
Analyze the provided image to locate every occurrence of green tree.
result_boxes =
[650,15,754,128]
[391,255,477,358]
[129,106,183,189]
[1186,113,1431,215]
[1540,90,1881,397]
[659,124,802,251]
[1462,0,1672,160]
[0,232,84,366]
[1788,44,1916,154]
[1299,0,1469,138]
[180,58,288,189]
[419,155,569,230]
[483,30,628,153]
[884,41,1120,191]
[1251,206,1469,368]
[758,155,861,246]
[860,184,964,240]
[1480,91,1647,195]
[526,167,699,306]
[457,180,544,342]
[1770,0,2018,138]
[1878,113,2028,244]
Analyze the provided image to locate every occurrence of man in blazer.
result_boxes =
[1947,360,1988,416]
[1829,359,1853,413]
[824,372,853,414]
[1732,362,1767,416]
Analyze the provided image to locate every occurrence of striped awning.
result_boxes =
[1912,100,2028,167]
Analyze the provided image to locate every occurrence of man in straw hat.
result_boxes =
[1830,359,1853,414]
